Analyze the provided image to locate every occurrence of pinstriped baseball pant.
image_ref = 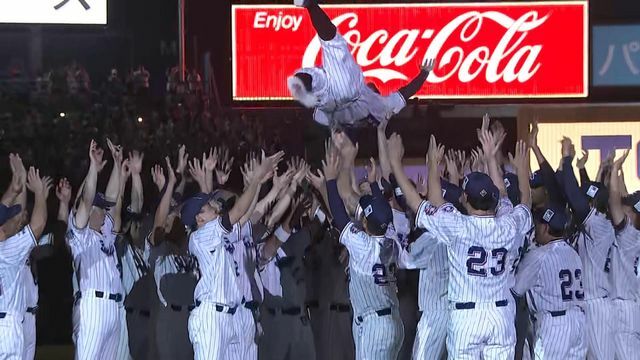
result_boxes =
[227,306,257,360]
[412,309,448,360]
[72,297,122,360]
[22,312,35,360]
[447,306,515,360]
[0,313,23,360]
[188,302,238,360]
[612,299,640,360]
[353,309,404,360]
[584,298,614,360]
[533,309,586,360]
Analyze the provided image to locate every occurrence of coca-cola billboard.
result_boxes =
[232,2,588,100]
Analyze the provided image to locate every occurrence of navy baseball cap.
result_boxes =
[533,205,568,233]
[0,204,22,226]
[93,193,115,210]
[622,191,640,214]
[461,172,499,208]
[180,192,212,228]
[503,173,520,206]
[581,181,609,210]
[441,179,463,206]
[359,194,393,234]
[529,170,544,189]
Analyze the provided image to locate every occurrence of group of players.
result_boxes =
[0,1,639,360]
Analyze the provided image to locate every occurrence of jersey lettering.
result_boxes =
[466,246,508,277]
[559,269,584,301]
[372,263,396,286]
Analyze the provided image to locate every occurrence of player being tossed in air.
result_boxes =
[288,0,435,129]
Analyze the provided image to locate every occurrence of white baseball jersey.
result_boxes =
[513,239,585,313]
[575,209,614,300]
[608,219,640,301]
[0,226,37,312]
[188,218,241,306]
[297,32,405,127]
[66,213,123,295]
[232,221,267,303]
[415,200,532,303]
[339,222,399,316]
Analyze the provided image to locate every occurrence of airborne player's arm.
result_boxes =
[398,59,435,101]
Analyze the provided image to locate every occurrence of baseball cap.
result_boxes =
[180,193,212,229]
[529,170,543,189]
[441,179,463,206]
[622,191,640,214]
[93,193,115,210]
[358,194,393,235]
[0,204,22,226]
[503,172,520,206]
[581,181,609,211]
[533,205,568,233]
[461,172,499,209]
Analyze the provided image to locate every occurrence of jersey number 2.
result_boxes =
[466,246,507,277]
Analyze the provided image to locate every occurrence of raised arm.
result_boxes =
[324,151,350,231]
[26,167,52,240]
[55,178,72,224]
[253,170,293,225]
[512,140,532,207]
[398,59,435,101]
[188,157,208,194]
[229,151,283,226]
[203,148,218,194]
[609,149,630,226]
[113,159,131,233]
[478,115,507,197]
[387,133,425,212]
[75,140,106,229]
[376,120,392,180]
[128,151,144,214]
[105,139,124,207]
[426,135,446,207]
[149,158,177,246]
[2,154,26,207]
[560,137,591,223]
[576,150,590,186]
[332,133,361,215]
[528,121,565,205]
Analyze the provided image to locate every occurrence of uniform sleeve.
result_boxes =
[0,225,37,265]
[189,218,227,250]
[414,201,462,245]
[339,223,375,255]
[66,213,94,253]
[495,197,514,217]
[381,91,406,117]
[506,204,533,235]
[583,209,615,248]
[313,108,331,127]
[614,218,640,250]
[512,247,545,296]
[399,231,439,269]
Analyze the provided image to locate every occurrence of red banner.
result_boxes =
[232,2,588,100]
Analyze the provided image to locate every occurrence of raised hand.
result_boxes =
[152,164,166,191]
[188,157,206,190]
[121,159,131,180]
[331,131,358,161]
[612,149,630,170]
[215,148,234,186]
[366,158,377,183]
[478,126,502,158]
[416,173,427,196]
[306,168,325,191]
[9,153,26,193]
[128,150,144,175]
[203,147,218,172]
[386,133,405,165]
[561,137,574,159]
[528,120,539,149]
[322,151,340,181]
[576,150,589,169]
[26,167,50,197]
[511,140,530,172]
[89,140,107,172]
[176,145,189,175]
[55,178,72,204]
[106,138,123,163]
[165,157,176,185]
[256,151,284,184]
[274,168,295,192]
[422,58,436,73]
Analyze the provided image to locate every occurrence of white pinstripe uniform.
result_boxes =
[21,233,53,360]
[415,200,532,360]
[188,218,242,360]
[399,226,449,360]
[608,218,640,360]
[575,209,615,360]
[340,222,404,360]
[67,213,124,360]
[296,32,406,128]
[512,239,586,359]
[151,235,198,360]
[0,226,37,360]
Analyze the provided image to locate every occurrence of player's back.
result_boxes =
[576,209,615,299]
[341,223,399,315]
[528,240,584,313]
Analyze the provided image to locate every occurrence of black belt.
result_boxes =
[330,303,351,312]
[355,307,391,323]
[550,310,566,317]
[170,304,196,312]
[194,300,237,315]
[0,313,5,319]
[267,307,302,316]
[26,306,38,315]
[455,300,508,310]
[306,300,319,309]
[75,291,123,304]
[125,307,151,317]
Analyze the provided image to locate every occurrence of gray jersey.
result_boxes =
[340,222,399,315]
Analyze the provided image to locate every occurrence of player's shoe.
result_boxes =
[294,0,308,7]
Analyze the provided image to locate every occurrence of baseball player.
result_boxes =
[512,205,587,359]
[386,131,533,359]
[323,150,404,359]
[0,156,49,360]
[181,151,280,359]
[558,137,615,360]
[289,0,435,129]
[67,140,126,360]
[606,150,640,360]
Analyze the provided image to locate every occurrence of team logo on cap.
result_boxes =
[462,176,469,190]
[364,205,373,217]
[504,178,511,188]
[543,209,555,222]
[634,200,640,213]
[480,189,487,197]
[441,189,447,197]
[586,185,599,198]
[394,187,403,197]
